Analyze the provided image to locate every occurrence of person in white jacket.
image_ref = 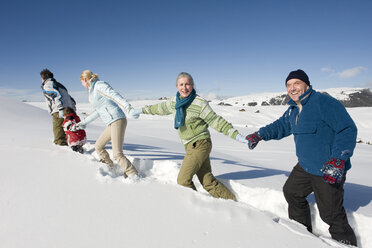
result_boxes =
[78,70,139,178]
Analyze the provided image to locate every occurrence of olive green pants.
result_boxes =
[52,112,67,146]
[177,138,236,201]
[95,118,138,176]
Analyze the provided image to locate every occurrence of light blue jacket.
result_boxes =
[258,86,357,176]
[80,79,134,126]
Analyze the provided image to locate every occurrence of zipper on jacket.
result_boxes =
[289,106,300,125]
[105,107,113,119]
[295,103,303,125]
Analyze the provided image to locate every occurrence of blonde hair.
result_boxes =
[80,70,99,88]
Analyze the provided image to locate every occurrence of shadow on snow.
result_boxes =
[87,140,372,213]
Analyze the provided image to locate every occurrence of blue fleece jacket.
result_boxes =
[258,86,357,176]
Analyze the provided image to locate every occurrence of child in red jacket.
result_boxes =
[63,107,87,153]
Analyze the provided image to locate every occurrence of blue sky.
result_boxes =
[1,0,371,102]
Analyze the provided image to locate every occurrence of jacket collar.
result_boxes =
[41,77,54,88]
[89,79,99,90]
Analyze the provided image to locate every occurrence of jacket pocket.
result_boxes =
[105,107,114,120]
[292,122,317,134]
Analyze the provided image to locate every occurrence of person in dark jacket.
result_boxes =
[245,69,358,246]
[40,69,76,146]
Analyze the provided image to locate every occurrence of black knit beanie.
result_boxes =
[285,69,310,86]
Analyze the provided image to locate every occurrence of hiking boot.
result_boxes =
[339,239,357,247]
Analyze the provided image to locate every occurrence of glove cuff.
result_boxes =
[327,158,345,169]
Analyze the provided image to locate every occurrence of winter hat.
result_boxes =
[285,69,310,86]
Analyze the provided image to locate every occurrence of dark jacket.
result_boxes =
[258,86,357,176]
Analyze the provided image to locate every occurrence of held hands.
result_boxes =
[129,108,142,119]
[75,122,86,130]
[64,120,78,132]
[320,158,345,185]
[246,132,262,150]
[58,110,64,118]
[235,134,248,144]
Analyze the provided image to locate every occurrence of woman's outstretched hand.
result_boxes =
[235,133,248,144]
[75,122,87,130]
[129,108,142,119]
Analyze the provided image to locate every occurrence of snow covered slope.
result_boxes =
[1,96,372,248]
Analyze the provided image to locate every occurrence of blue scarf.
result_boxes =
[174,89,196,129]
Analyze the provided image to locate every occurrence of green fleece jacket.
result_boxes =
[142,95,239,146]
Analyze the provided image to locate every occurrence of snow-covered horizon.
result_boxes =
[1,96,371,248]
[207,87,370,105]
[14,86,372,104]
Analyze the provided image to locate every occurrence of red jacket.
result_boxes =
[63,113,87,146]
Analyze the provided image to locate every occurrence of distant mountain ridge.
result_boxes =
[217,88,372,108]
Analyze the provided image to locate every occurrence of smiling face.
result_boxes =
[176,76,194,98]
[286,79,309,104]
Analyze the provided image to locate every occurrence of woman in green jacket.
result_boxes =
[134,72,248,200]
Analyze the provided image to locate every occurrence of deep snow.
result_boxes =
[1,94,371,248]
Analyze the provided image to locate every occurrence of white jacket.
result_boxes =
[41,78,76,115]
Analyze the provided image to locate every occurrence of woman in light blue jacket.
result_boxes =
[78,70,139,177]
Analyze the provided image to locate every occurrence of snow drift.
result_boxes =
[1,95,372,248]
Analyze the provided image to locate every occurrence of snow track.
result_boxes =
[79,142,371,247]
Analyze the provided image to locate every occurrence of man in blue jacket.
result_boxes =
[246,69,357,246]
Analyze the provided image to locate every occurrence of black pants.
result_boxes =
[283,163,357,246]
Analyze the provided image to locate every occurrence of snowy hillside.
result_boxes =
[1,96,372,248]
[213,88,372,108]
